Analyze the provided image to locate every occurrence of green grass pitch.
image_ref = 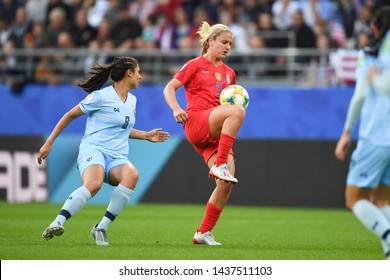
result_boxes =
[0,202,384,260]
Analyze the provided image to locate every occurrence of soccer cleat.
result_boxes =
[42,225,64,241]
[209,163,238,184]
[192,231,221,246]
[90,224,109,246]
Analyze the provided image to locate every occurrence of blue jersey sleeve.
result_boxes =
[79,91,102,114]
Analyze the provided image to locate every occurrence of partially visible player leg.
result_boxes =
[348,186,390,247]
[208,105,245,183]
[193,154,234,245]
[91,163,137,246]
[372,184,390,259]
[42,186,92,240]
[42,164,102,240]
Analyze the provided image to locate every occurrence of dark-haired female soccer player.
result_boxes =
[335,6,390,259]
[38,57,170,246]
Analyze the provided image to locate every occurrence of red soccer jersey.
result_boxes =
[174,56,236,115]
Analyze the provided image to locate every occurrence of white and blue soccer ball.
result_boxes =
[219,84,249,109]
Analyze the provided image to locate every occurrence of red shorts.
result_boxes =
[184,108,233,164]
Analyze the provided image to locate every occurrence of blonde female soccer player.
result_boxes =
[163,22,246,245]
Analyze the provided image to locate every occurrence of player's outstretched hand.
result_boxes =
[37,143,52,165]
[146,128,170,143]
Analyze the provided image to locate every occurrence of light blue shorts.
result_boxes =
[347,138,390,188]
[77,148,129,183]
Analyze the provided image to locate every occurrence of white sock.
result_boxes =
[379,205,390,257]
[97,184,133,230]
[352,200,390,245]
[50,186,92,227]
[380,205,390,220]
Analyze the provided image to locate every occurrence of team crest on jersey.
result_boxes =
[226,74,231,84]
[215,72,222,81]
[84,94,93,103]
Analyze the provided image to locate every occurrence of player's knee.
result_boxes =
[85,181,103,196]
[232,105,246,122]
[124,169,139,188]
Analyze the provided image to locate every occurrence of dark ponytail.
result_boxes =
[77,56,139,93]
[365,6,390,57]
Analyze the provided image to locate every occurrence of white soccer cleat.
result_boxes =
[192,231,222,246]
[209,163,238,184]
[42,225,64,241]
[90,224,109,246]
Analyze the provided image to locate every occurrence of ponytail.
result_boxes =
[77,57,139,93]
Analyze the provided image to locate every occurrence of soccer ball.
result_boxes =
[219,84,249,109]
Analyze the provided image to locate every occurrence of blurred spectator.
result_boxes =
[172,7,191,49]
[199,0,219,22]
[154,12,175,51]
[309,32,334,86]
[246,34,269,78]
[189,6,213,47]
[218,0,244,20]
[25,0,49,23]
[95,18,111,44]
[8,7,33,48]
[104,0,128,26]
[219,8,250,52]
[289,10,316,52]
[85,0,110,29]
[356,31,370,49]
[272,0,299,31]
[71,9,96,47]
[336,0,358,48]
[256,12,288,49]
[243,0,267,24]
[20,33,39,84]
[257,0,275,14]
[154,0,182,24]
[298,0,337,32]
[83,39,105,74]
[45,0,72,24]
[137,14,158,49]
[0,15,11,47]
[129,0,158,26]
[31,21,46,48]
[257,12,289,76]
[54,31,84,78]
[41,7,72,47]
[353,4,373,36]
[34,56,59,84]
[108,7,142,48]
[0,0,22,25]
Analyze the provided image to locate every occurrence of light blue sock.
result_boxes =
[352,200,390,245]
[379,206,390,257]
[97,184,133,230]
[50,186,92,227]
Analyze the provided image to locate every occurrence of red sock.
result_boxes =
[198,202,222,233]
[215,133,235,166]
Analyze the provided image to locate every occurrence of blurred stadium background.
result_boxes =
[1,0,386,208]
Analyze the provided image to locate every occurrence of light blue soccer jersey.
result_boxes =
[78,85,136,157]
[358,37,390,146]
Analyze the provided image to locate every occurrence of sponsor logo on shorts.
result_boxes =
[87,155,93,161]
